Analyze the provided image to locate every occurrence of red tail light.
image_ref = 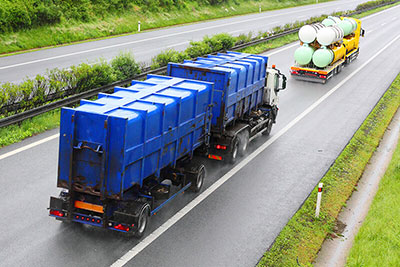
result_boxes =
[291,70,299,75]
[319,75,327,79]
[215,145,227,150]
[50,210,64,217]
[114,224,130,232]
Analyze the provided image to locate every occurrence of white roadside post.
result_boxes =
[259,4,261,13]
[138,21,141,32]
[315,183,323,218]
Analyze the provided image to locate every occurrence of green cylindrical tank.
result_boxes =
[344,18,358,33]
[294,44,315,65]
[321,16,341,27]
[312,47,334,68]
[338,20,354,36]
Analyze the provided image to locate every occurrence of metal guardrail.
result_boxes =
[0,0,398,128]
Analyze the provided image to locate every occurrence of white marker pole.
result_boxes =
[138,21,141,32]
[259,4,261,13]
[315,183,323,218]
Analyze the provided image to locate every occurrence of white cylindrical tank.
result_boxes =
[298,23,325,44]
[321,16,342,27]
[316,25,344,46]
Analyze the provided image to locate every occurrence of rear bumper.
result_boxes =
[290,73,327,84]
[49,196,136,233]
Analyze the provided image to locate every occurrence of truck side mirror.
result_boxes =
[277,74,287,91]
[361,28,365,37]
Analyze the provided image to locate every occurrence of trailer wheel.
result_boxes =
[238,130,249,156]
[134,203,151,238]
[228,138,239,164]
[189,164,206,193]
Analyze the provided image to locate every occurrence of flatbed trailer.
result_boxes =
[290,48,359,84]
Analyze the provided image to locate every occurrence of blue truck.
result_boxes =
[49,52,286,237]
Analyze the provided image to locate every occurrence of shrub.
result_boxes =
[203,33,236,52]
[186,40,212,58]
[111,52,141,80]
[151,49,189,69]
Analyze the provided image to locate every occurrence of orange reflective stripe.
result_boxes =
[75,201,104,213]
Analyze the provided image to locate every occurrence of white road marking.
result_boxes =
[110,33,400,267]
[381,22,387,26]
[0,2,349,70]
[166,41,190,48]
[0,134,59,161]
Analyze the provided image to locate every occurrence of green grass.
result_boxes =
[258,73,400,266]
[346,131,400,266]
[0,0,332,55]
[0,109,60,148]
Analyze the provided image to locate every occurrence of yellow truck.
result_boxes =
[291,17,364,84]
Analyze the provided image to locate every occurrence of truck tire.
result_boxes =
[262,119,273,136]
[189,164,206,193]
[238,130,249,156]
[134,203,151,238]
[228,138,239,164]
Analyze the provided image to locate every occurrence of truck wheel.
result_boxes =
[262,119,273,136]
[238,131,249,156]
[228,138,239,164]
[134,203,151,238]
[189,164,206,193]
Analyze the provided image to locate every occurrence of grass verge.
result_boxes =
[0,109,60,148]
[257,72,400,266]
[346,127,400,266]
[0,0,332,55]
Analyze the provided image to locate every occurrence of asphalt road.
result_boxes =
[0,0,371,83]
[0,4,399,267]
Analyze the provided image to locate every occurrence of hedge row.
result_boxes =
[355,0,395,11]
[0,53,140,114]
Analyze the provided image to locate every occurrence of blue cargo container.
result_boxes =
[58,75,213,200]
[50,52,286,237]
[168,51,268,133]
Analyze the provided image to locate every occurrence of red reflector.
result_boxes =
[92,219,95,222]
[86,217,90,221]
[81,217,84,220]
[97,220,101,223]
[291,70,299,75]
[50,210,64,217]
[318,187,323,192]
[114,224,130,232]
[208,154,222,161]
[319,75,327,79]
[215,145,227,150]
